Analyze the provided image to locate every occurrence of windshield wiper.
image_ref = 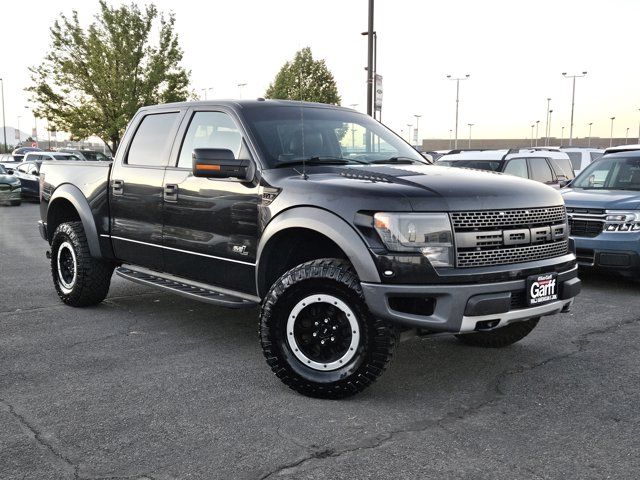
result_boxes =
[275,156,366,167]
[368,156,423,165]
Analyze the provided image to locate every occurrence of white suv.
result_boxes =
[560,147,604,175]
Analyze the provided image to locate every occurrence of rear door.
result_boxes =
[527,157,558,188]
[15,161,40,197]
[161,107,261,294]
[109,108,185,270]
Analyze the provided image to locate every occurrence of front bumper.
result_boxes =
[573,233,640,274]
[361,264,580,333]
[0,186,21,203]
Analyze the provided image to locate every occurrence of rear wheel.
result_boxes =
[51,221,114,307]
[260,258,397,399]
[455,318,540,348]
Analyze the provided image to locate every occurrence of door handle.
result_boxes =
[164,183,178,202]
[112,180,124,196]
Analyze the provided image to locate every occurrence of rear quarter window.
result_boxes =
[566,152,582,170]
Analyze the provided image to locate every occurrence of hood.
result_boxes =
[0,174,19,184]
[341,164,564,211]
[561,188,640,211]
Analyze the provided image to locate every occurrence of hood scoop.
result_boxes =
[340,169,392,183]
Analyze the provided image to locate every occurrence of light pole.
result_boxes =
[530,124,535,148]
[626,127,630,144]
[588,122,593,147]
[361,29,378,119]
[467,123,474,148]
[364,0,374,117]
[237,83,247,99]
[406,124,413,143]
[545,97,551,146]
[562,71,587,147]
[349,104,358,149]
[548,110,553,144]
[561,126,565,147]
[609,116,616,147]
[200,87,213,100]
[414,114,421,146]
[446,74,470,149]
[448,129,452,149]
[0,78,6,153]
[535,120,540,147]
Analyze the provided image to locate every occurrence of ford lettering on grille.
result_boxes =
[450,206,569,268]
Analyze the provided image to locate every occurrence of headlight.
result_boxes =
[603,210,640,232]
[373,212,454,267]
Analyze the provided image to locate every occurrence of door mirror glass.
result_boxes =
[192,148,250,180]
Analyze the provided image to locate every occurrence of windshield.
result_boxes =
[436,159,502,171]
[572,156,640,190]
[242,105,427,167]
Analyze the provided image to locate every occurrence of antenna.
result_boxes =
[300,103,307,179]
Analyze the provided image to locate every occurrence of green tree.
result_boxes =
[265,47,341,105]
[28,1,190,153]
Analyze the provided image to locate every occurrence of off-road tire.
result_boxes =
[260,258,397,399]
[51,221,114,307]
[455,318,540,348]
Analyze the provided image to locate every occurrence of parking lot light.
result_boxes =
[610,117,616,147]
[562,71,587,147]
[446,74,470,149]
[545,98,551,146]
[588,122,593,147]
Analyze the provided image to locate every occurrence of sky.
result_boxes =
[1,0,639,145]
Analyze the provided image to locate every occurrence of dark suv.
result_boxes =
[37,100,581,398]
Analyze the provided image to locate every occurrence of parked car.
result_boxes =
[603,144,640,155]
[38,100,580,398]
[13,161,42,199]
[561,150,640,278]
[23,151,82,162]
[58,149,112,161]
[561,147,604,176]
[11,146,43,162]
[436,148,574,188]
[0,164,21,205]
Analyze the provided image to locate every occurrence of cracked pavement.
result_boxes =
[1,203,639,480]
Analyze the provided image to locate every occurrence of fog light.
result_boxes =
[605,224,618,231]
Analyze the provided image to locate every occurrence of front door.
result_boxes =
[161,109,260,294]
[109,109,184,270]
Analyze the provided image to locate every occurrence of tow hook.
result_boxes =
[45,250,51,259]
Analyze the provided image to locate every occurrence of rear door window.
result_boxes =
[127,112,180,166]
[528,157,554,183]
[503,158,528,178]
[566,152,582,170]
[589,152,603,163]
[551,157,575,179]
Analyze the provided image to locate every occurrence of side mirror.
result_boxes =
[192,148,251,181]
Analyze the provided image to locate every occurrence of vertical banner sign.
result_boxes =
[374,74,383,112]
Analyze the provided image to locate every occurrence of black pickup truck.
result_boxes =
[38,100,581,398]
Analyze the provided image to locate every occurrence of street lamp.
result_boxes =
[414,114,422,146]
[545,97,551,146]
[237,83,247,99]
[530,124,535,148]
[361,28,377,118]
[448,129,452,149]
[200,87,213,100]
[406,123,413,143]
[588,122,593,147]
[446,73,470,149]
[535,120,540,147]
[562,71,587,146]
[0,78,6,153]
[610,116,616,148]
[626,127,630,144]
[548,110,553,144]
[467,123,474,148]
[561,126,565,147]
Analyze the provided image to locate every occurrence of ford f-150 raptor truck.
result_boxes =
[38,100,581,398]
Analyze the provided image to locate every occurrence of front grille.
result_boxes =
[451,206,566,230]
[569,219,603,237]
[457,240,569,268]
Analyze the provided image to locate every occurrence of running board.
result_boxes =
[115,265,259,309]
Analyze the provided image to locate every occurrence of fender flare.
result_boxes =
[256,207,381,296]
[47,184,102,259]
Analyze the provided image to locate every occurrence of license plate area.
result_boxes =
[526,273,558,306]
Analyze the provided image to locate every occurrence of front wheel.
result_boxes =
[51,221,114,307]
[260,258,397,399]
[455,318,540,348]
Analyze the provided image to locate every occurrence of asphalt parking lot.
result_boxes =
[1,202,639,480]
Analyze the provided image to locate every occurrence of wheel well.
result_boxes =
[47,199,81,243]
[258,228,349,297]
